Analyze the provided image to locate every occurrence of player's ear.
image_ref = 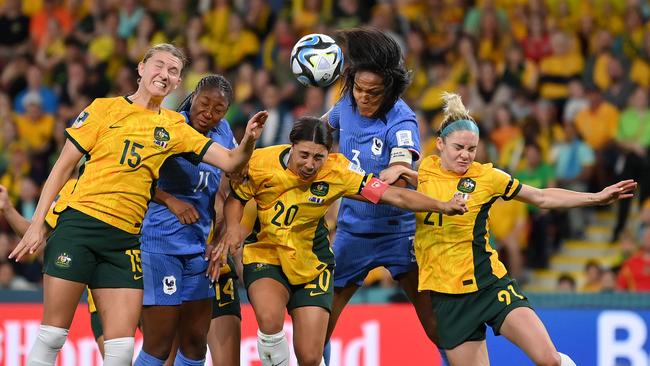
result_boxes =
[174,77,182,89]
[137,62,145,77]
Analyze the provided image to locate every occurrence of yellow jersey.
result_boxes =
[64,97,212,234]
[415,156,522,294]
[231,145,369,285]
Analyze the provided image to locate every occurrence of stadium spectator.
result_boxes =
[0,0,31,59]
[13,64,59,115]
[612,87,650,242]
[581,260,604,292]
[0,260,37,290]
[556,273,577,292]
[617,226,650,292]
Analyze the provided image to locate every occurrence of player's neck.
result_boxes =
[128,90,164,112]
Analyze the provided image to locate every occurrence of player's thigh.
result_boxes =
[141,251,183,306]
[178,298,212,355]
[290,306,329,365]
[208,315,241,366]
[92,287,143,340]
[212,272,242,320]
[287,265,334,314]
[445,340,489,366]
[41,274,86,329]
[180,253,214,303]
[397,270,438,341]
[499,307,559,365]
[245,263,291,333]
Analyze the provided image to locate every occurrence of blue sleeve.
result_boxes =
[386,119,421,161]
[328,99,342,129]
[221,120,237,149]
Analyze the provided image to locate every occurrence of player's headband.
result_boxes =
[440,119,480,138]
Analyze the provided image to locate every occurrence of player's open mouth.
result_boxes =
[153,81,167,89]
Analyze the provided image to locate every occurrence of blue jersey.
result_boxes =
[329,94,421,234]
[140,112,237,255]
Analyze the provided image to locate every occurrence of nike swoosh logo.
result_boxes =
[109,125,123,129]
[309,291,325,296]
[271,358,287,366]
[218,301,234,307]
[133,275,143,280]
[264,184,273,188]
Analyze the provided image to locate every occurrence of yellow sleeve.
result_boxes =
[171,120,213,159]
[490,167,522,200]
[64,100,106,154]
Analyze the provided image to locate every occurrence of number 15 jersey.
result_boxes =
[64,97,212,234]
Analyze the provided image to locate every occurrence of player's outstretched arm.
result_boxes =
[515,179,637,209]
[202,111,268,173]
[0,185,31,237]
[379,164,418,187]
[379,186,468,215]
[208,194,246,281]
[9,140,82,261]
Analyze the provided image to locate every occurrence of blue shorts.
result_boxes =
[142,251,215,306]
[333,230,417,288]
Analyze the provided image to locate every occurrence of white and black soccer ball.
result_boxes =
[290,34,344,88]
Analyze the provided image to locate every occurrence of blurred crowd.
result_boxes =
[0,0,649,292]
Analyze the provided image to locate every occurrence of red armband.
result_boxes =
[360,177,390,204]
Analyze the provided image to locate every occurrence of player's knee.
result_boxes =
[256,313,284,334]
[27,325,69,366]
[295,350,324,366]
[534,350,562,366]
[103,337,135,366]
[257,330,289,366]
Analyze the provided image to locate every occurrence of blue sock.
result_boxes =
[134,350,165,366]
[323,341,331,366]
[174,350,205,366]
[438,347,449,366]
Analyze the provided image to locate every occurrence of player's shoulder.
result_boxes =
[385,98,417,125]
[86,96,128,112]
[325,153,365,176]
[160,108,188,124]
[249,144,288,171]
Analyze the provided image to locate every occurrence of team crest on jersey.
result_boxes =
[55,253,72,268]
[163,275,177,295]
[153,127,170,149]
[72,111,89,128]
[371,137,383,155]
[457,178,476,193]
[310,181,329,197]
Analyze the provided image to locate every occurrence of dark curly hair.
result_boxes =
[336,27,411,119]
[177,74,233,113]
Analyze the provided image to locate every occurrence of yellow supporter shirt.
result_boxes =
[231,145,369,285]
[574,103,619,150]
[13,113,55,151]
[539,53,584,100]
[415,156,522,294]
[64,97,212,234]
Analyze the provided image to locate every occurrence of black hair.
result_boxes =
[336,27,411,119]
[177,74,233,113]
[289,116,333,151]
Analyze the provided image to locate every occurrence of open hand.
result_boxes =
[244,111,269,141]
[596,179,637,205]
[206,228,241,282]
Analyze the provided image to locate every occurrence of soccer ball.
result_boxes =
[290,34,343,87]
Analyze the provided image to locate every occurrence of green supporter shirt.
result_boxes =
[616,109,650,147]
[515,162,555,213]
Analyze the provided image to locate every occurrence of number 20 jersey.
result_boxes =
[230,145,370,285]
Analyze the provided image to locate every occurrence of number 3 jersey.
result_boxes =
[328,94,421,234]
[415,156,522,294]
[230,145,371,285]
[64,97,212,234]
[140,112,237,255]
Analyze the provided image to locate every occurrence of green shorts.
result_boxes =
[243,263,334,312]
[43,208,142,289]
[212,256,241,319]
[431,276,532,349]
